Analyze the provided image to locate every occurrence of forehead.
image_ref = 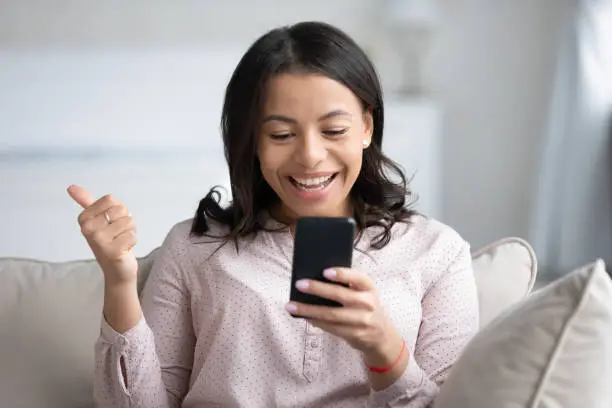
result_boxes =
[262,73,362,114]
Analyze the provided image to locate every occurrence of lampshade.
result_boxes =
[384,0,441,28]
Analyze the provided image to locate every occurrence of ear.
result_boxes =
[362,109,374,148]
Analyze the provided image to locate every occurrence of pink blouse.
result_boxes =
[93,214,479,407]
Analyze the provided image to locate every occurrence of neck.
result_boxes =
[268,200,354,235]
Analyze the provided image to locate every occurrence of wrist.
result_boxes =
[103,281,142,334]
[362,328,404,368]
[104,274,138,290]
[363,324,410,391]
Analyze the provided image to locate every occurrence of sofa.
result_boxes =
[1,236,611,408]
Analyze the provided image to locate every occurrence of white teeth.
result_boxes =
[293,175,333,186]
[291,174,335,192]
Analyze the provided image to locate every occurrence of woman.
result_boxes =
[68,21,478,408]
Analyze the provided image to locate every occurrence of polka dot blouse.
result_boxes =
[93,213,479,407]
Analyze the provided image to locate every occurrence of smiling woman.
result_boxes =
[73,21,479,408]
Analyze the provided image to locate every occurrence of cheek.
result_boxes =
[258,145,284,180]
[341,140,365,173]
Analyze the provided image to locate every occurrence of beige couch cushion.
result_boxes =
[0,252,156,408]
[471,237,537,328]
[0,238,534,407]
[435,259,612,408]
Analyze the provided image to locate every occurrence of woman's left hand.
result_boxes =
[285,267,399,356]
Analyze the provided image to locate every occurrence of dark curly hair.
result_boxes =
[191,21,417,250]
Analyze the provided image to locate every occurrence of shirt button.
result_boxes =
[309,338,320,348]
[118,337,128,347]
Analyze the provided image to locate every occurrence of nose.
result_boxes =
[294,130,327,169]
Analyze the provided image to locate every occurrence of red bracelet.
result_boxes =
[367,338,406,374]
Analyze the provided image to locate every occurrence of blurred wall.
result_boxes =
[430,0,573,247]
[0,1,445,260]
[0,0,576,253]
[0,0,379,48]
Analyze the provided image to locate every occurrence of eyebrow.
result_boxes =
[261,109,352,124]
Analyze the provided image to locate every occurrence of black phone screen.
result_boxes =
[290,217,355,308]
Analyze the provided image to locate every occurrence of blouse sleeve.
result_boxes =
[368,241,479,407]
[93,225,196,408]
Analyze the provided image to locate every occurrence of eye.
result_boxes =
[269,133,292,141]
[323,128,348,137]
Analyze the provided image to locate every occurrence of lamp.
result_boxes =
[383,0,441,95]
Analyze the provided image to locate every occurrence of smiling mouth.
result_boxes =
[289,173,338,192]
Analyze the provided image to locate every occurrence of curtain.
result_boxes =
[529,0,612,279]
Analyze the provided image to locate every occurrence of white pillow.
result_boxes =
[471,237,537,328]
[435,259,612,408]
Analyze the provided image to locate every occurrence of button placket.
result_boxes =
[302,321,323,382]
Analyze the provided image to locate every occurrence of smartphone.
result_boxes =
[290,217,356,309]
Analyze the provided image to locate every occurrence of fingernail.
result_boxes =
[285,303,297,313]
[323,268,337,279]
[295,279,309,291]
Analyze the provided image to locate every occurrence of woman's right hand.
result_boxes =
[67,184,138,286]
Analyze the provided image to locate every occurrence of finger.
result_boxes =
[67,185,95,209]
[104,204,130,225]
[112,229,137,253]
[295,279,373,309]
[323,267,373,292]
[77,194,120,225]
[286,301,369,325]
[80,205,130,235]
[83,214,134,244]
[87,194,121,217]
[309,319,354,336]
[106,215,136,239]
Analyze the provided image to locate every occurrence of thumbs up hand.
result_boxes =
[67,184,138,286]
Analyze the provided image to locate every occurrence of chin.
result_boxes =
[287,200,348,219]
[294,207,328,218]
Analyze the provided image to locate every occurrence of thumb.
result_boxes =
[67,184,95,209]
